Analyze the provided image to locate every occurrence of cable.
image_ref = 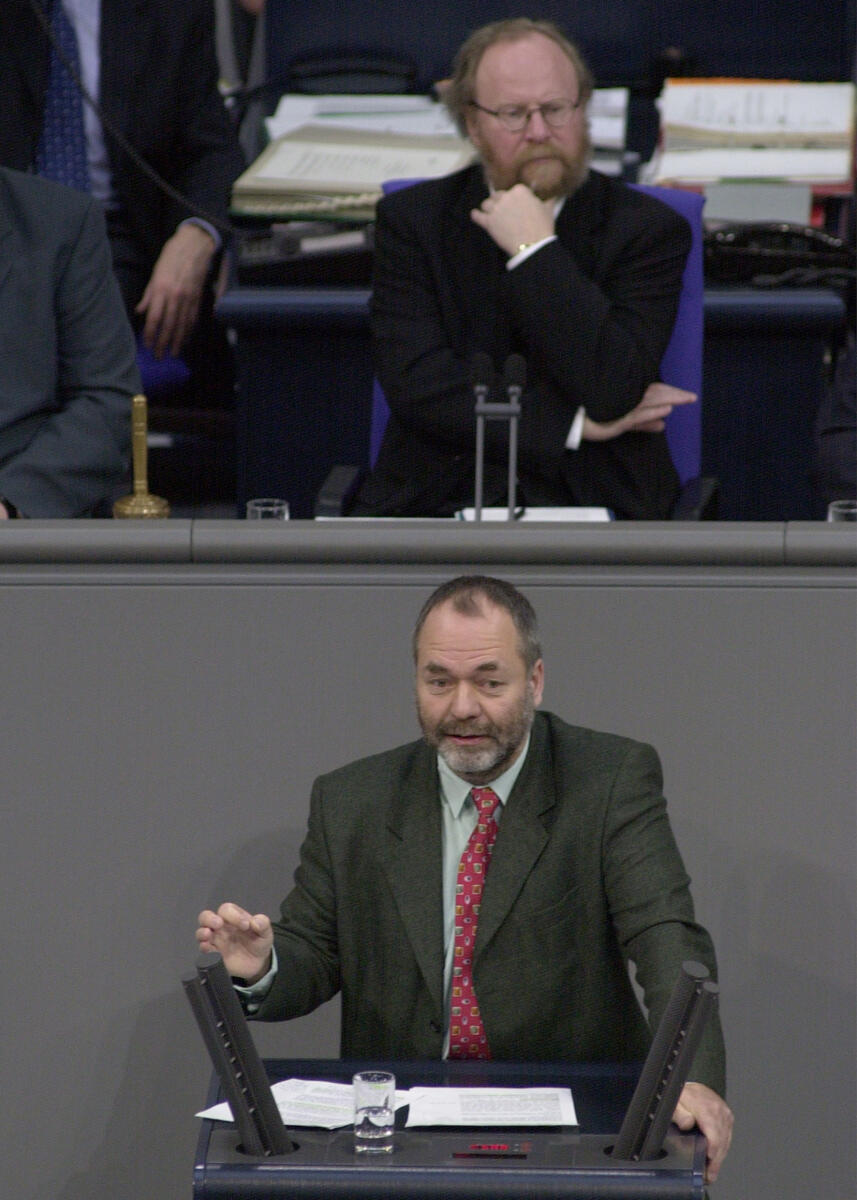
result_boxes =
[751,266,856,289]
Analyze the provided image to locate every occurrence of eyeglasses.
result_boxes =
[468,98,582,132]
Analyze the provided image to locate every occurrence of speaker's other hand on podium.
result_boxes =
[196,902,274,984]
[673,1081,734,1184]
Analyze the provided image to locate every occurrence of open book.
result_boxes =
[231,123,473,218]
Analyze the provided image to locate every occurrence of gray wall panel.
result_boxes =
[1,566,854,1200]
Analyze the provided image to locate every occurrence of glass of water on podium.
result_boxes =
[353,1070,395,1153]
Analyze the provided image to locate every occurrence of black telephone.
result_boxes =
[704,222,855,285]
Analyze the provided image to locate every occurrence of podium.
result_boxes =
[192,1058,707,1199]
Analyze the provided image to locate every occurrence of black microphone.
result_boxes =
[501,356,525,516]
[470,353,495,521]
[470,352,495,402]
[502,353,526,404]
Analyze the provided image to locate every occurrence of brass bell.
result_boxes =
[113,394,170,518]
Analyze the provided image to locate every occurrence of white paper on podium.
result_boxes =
[455,506,611,522]
[405,1086,577,1128]
[197,1077,409,1129]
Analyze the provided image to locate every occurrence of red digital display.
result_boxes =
[452,1141,531,1159]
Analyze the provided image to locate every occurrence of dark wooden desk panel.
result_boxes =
[217,286,846,520]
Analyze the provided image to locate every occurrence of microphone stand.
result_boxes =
[471,353,493,523]
[473,354,525,521]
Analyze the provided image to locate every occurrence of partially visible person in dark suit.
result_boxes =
[353,18,696,518]
[215,0,267,161]
[216,0,266,92]
[197,574,734,1185]
[0,0,244,400]
[0,167,136,517]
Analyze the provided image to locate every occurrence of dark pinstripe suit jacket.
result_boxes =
[0,0,242,273]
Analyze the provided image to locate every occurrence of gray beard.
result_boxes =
[437,738,510,779]
[420,688,535,784]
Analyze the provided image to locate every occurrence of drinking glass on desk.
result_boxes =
[246,497,290,519]
[353,1070,395,1153]
[827,499,857,522]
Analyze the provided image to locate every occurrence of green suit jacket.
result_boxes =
[258,711,726,1095]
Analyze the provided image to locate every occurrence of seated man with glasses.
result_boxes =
[351,18,694,519]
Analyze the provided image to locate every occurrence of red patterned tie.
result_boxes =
[448,786,500,1059]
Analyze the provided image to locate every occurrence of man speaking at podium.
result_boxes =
[197,575,733,1183]
[351,18,694,519]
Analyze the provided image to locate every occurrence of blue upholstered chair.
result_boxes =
[135,336,192,401]
[631,183,705,489]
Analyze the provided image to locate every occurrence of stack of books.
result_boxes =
[648,79,855,195]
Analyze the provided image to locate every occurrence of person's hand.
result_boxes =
[196,902,274,984]
[582,382,696,442]
[673,1081,734,1184]
[470,184,555,257]
[136,222,216,358]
